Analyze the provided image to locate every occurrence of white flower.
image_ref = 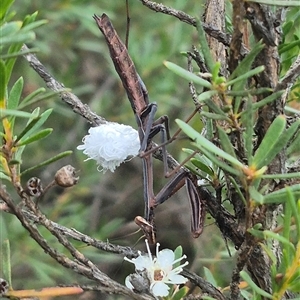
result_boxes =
[124,240,189,297]
[77,123,140,172]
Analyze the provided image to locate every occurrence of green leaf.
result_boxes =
[248,0,300,6]
[18,87,46,107]
[262,185,300,204]
[252,115,286,169]
[190,158,214,176]
[286,188,300,237]
[173,245,183,269]
[0,109,33,119]
[0,21,21,37]
[0,47,39,60]
[200,111,229,121]
[1,239,12,287]
[171,286,189,300]
[22,11,38,27]
[16,128,53,146]
[279,39,300,54]
[0,0,14,21]
[196,19,215,72]
[13,116,41,144]
[198,90,218,102]
[19,19,48,33]
[240,271,273,299]
[19,108,53,142]
[4,12,40,83]
[8,76,23,110]
[191,141,241,176]
[0,31,35,46]
[0,172,11,181]
[211,62,221,83]
[229,42,264,81]
[164,61,212,88]
[176,119,244,169]
[217,126,238,160]
[18,89,65,109]
[242,96,254,163]
[229,176,247,205]
[261,172,300,180]
[249,186,264,204]
[226,87,273,97]
[203,98,229,117]
[226,66,265,88]
[251,91,284,111]
[21,151,73,176]
[203,267,217,286]
[287,130,300,155]
[263,230,294,248]
[282,190,294,269]
[0,60,6,105]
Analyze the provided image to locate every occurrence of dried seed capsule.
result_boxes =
[54,165,79,187]
[0,278,9,296]
[24,177,43,197]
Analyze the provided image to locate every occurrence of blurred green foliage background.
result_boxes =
[1,1,299,299]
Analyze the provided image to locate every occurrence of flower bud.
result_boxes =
[54,165,79,187]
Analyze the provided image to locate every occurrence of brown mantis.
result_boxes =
[93,14,205,244]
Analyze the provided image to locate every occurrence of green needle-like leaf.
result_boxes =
[196,19,215,72]
[1,239,12,287]
[19,87,46,107]
[191,142,241,176]
[247,0,300,6]
[200,111,229,121]
[226,66,265,88]
[252,115,286,169]
[190,158,214,176]
[198,90,218,102]
[0,60,6,105]
[19,108,53,141]
[251,91,283,111]
[217,126,238,160]
[21,151,73,176]
[16,128,53,146]
[0,21,21,38]
[176,119,244,169]
[0,0,14,21]
[203,98,229,117]
[164,61,212,88]
[0,31,35,46]
[242,96,254,164]
[286,188,300,237]
[229,42,264,81]
[262,185,300,204]
[0,109,33,119]
[240,271,273,299]
[8,77,23,110]
[14,116,41,144]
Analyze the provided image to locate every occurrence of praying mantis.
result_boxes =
[93,14,205,244]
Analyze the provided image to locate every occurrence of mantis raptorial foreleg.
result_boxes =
[94,14,205,243]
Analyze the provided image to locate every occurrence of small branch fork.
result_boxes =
[0,188,154,300]
[137,0,231,46]
[0,192,223,299]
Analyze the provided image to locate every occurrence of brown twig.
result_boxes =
[0,197,225,300]
[137,0,231,46]
[276,54,300,92]
[21,45,106,127]
[0,187,154,300]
